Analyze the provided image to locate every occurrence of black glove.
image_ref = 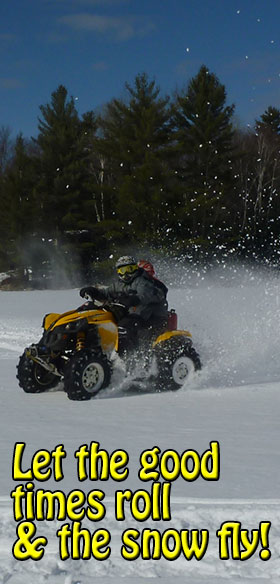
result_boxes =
[105,303,127,322]
[79,286,105,301]
[118,292,140,308]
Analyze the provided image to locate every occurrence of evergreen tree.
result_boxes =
[98,73,173,242]
[172,65,235,244]
[0,134,39,271]
[0,125,12,176]
[5,134,36,234]
[4,135,40,272]
[256,106,280,135]
[32,85,101,274]
[0,128,17,269]
[34,85,94,236]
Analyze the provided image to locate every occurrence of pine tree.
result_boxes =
[0,125,12,176]
[0,127,17,269]
[0,134,38,271]
[256,106,280,135]
[172,65,235,244]
[98,73,172,241]
[34,85,91,236]
[6,133,36,232]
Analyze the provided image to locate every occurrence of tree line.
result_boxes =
[1,65,280,284]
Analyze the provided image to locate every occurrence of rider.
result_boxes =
[80,255,168,352]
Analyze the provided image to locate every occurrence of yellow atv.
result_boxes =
[17,297,201,400]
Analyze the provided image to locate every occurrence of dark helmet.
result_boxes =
[115,255,139,283]
[138,259,156,278]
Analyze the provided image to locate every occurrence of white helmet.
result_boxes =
[115,255,136,269]
[115,255,138,283]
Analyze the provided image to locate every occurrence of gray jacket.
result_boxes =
[104,270,168,322]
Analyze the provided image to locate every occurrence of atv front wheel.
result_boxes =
[17,352,60,393]
[64,349,112,401]
[154,338,201,391]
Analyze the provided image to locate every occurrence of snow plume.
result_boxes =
[19,236,82,289]
[131,254,280,389]
[169,262,280,389]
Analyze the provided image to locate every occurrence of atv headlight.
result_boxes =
[64,318,88,333]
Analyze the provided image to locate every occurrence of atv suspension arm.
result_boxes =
[25,347,62,377]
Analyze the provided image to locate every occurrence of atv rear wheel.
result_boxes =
[154,337,201,391]
[17,352,60,393]
[64,349,112,401]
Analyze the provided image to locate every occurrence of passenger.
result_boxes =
[138,259,168,298]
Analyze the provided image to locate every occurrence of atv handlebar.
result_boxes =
[78,296,128,322]
[80,286,139,308]
[83,292,104,305]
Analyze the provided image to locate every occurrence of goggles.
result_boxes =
[117,264,138,276]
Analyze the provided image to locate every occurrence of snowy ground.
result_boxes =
[0,264,279,583]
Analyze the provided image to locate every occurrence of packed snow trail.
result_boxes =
[0,265,279,582]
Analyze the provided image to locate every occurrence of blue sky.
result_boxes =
[1,0,280,138]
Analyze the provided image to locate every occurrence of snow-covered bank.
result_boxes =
[0,266,279,582]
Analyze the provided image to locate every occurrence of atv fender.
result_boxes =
[43,313,61,330]
[152,330,192,348]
